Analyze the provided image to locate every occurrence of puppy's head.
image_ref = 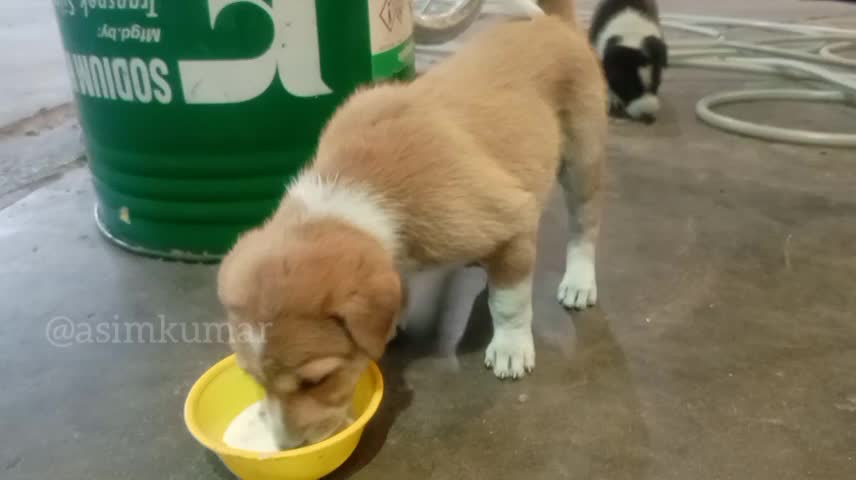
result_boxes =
[603,34,668,123]
[218,220,401,449]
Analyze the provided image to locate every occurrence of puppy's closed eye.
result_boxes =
[296,356,345,389]
[298,374,331,390]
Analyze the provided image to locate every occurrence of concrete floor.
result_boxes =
[0,1,70,126]
[1,1,856,479]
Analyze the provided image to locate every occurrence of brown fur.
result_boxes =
[218,3,607,448]
[539,0,578,24]
[315,15,606,272]
[218,218,400,446]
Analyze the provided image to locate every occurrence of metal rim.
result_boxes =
[412,0,484,44]
[94,203,223,263]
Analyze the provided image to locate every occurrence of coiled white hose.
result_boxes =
[414,3,856,148]
[662,14,856,147]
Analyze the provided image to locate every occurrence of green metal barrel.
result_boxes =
[53,0,415,260]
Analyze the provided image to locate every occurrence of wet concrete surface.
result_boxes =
[0,1,71,127]
[1,1,856,479]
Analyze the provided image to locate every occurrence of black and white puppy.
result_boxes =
[589,0,667,123]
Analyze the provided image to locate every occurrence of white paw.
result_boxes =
[484,328,535,379]
[557,258,598,310]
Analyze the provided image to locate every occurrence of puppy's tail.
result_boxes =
[518,0,577,25]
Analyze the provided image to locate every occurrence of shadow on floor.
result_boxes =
[327,261,651,479]
[326,267,491,479]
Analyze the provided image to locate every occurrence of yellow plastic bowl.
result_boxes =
[184,354,383,480]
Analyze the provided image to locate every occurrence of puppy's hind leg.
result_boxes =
[556,117,606,310]
[483,234,537,379]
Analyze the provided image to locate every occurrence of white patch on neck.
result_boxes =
[288,172,399,255]
[595,8,662,57]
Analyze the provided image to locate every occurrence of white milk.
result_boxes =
[222,400,280,453]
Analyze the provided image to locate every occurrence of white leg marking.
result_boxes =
[485,276,535,379]
[557,240,598,309]
[626,93,660,119]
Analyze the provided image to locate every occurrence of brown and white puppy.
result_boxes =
[218,0,607,449]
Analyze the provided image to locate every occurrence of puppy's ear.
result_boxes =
[643,35,668,68]
[333,271,402,359]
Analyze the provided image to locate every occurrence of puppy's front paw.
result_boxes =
[558,257,597,310]
[484,328,535,379]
